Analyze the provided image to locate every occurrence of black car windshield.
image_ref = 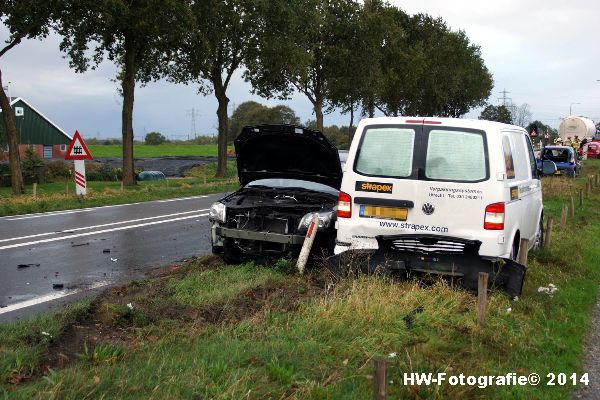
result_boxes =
[246,178,338,195]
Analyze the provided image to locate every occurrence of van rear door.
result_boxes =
[343,120,492,245]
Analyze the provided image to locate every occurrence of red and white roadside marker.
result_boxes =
[65,130,93,196]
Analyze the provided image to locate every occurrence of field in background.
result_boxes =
[88,144,233,158]
[2,160,600,399]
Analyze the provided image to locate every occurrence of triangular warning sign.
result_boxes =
[65,130,93,160]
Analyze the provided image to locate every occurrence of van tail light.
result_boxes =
[484,202,505,230]
[338,191,352,218]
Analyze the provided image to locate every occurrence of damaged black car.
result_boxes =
[209,124,342,262]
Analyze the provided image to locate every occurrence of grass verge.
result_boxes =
[1,161,600,399]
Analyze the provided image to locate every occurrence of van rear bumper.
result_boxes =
[329,234,526,297]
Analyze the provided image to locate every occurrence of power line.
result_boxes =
[497,89,512,107]
[186,108,200,140]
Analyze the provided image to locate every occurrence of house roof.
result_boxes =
[1,97,72,141]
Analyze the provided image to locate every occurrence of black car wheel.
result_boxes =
[532,217,544,251]
[510,236,520,261]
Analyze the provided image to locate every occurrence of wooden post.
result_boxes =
[586,181,591,198]
[518,238,529,266]
[477,272,489,327]
[544,217,553,248]
[560,204,567,229]
[579,189,583,207]
[570,196,575,217]
[120,181,124,192]
[65,182,69,195]
[32,182,37,198]
[373,358,388,400]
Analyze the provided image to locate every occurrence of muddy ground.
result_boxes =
[25,256,329,380]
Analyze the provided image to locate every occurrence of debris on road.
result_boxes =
[52,283,65,290]
[71,242,90,247]
[17,263,40,269]
[110,258,118,262]
[103,249,111,253]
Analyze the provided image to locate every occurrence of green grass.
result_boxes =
[2,161,600,399]
[87,144,232,158]
[169,263,285,306]
[0,161,239,217]
[0,301,91,384]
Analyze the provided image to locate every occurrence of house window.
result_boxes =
[60,144,67,152]
[43,145,53,159]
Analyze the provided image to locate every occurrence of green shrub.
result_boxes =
[20,146,43,176]
[45,160,72,180]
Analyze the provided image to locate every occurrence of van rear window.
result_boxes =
[425,130,486,182]
[355,128,415,178]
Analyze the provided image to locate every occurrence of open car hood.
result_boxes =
[234,124,343,189]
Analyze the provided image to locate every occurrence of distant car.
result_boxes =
[583,141,600,159]
[209,124,342,262]
[537,146,580,177]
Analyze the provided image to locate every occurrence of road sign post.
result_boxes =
[64,131,93,197]
[74,160,86,196]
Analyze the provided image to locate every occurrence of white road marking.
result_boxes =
[0,209,209,244]
[2,194,215,221]
[5,209,95,221]
[0,213,208,250]
[0,281,112,315]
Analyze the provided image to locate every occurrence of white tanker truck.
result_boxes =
[558,116,596,141]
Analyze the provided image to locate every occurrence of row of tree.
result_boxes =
[478,103,533,127]
[1,0,493,194]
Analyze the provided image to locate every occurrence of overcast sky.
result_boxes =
[1,0,599,140]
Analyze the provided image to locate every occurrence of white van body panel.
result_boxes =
[335,117,543,260]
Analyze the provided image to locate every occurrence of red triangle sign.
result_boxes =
[65,131,93,160]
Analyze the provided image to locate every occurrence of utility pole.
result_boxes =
[498,89,512,107]
[186,108,199,140]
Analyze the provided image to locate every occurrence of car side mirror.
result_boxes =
[539,160,557,176]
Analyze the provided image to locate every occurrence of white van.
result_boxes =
[334,117,554,296]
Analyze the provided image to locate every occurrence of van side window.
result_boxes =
[502,136,516,179]
[525,135,537,178]
[355,128,415,178]
[425,130,486,181]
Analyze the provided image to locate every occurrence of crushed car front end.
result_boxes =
[209,124,342,262]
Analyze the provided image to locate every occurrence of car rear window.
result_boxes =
[355,127,415,178]
[425,130,487,182]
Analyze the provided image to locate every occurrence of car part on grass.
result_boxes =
[328,234,526,297]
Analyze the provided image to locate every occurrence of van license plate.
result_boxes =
[359,205,408,221]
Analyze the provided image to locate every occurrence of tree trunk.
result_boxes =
[315,96,324,132]
[348,102,354,144]
[121,34,137,186]
[0,69,24,194]
[368,98,375,118]
[214,82,229,178]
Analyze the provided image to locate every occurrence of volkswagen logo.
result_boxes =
[422,202,435,215]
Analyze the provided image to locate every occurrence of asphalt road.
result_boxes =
[0,193,226,322]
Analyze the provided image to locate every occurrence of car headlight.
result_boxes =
[209,202,226,223]
[298,211,335,231]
